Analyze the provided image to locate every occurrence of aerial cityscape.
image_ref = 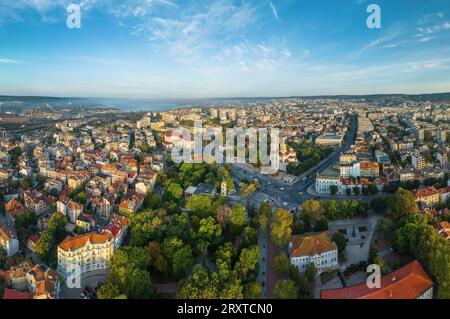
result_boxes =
[0,0,449,306]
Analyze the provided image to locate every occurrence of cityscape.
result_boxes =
[0,0,449,307]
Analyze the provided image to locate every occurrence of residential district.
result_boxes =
[0,97,449,300]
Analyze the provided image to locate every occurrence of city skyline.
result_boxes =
[1,0,450,98]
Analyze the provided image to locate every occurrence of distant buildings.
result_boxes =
[316,133,343,147]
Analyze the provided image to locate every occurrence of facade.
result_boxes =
[57,232,114,278]
[360,162,379,178]
[340,162,360,178]
[413,187,441,207]
[321,260,433,299]
[288,231,338,274]
[0,222,19,257]
[316,133,343,147]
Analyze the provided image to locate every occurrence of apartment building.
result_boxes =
[57,232,114,278]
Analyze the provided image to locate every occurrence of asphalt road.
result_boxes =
[231,115,358,207]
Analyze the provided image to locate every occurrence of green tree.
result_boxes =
[301,199,324,224]
[330,185,338,195]
[177,265,218,299]
[258,202,272,229]
[314,217,329,232]
[274,253,290,276]
[172,245,194,276]
[332,232,347,259]
[304,263,316,283]
[230,204,247,236]
[270,208,293,247]
[243,281,262,299]
[235,246,259,280]
[186,195,213,217]
[274,279,297,299]
[196,217,222,245]
[388,188,419,222]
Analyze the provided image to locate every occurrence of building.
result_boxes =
[340,152,357,164]
[434,221,450,240]
[340,162,361,178]
[316,165,340,194]
[412,154,426,171]
[103,213,129,250]
[57,232,114,278]
[413,187,441,207]
[316,133,343,147]
[0,222,19,257]
[26,264,60,299]
[288,231,338,274]
[321,260,433,299]
[360,162,379,178]
[57,200,84,223]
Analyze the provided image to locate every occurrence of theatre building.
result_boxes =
[321,260,433,299]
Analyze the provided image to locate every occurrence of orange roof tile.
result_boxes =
[58,232,113,252]
[321,260,433,299]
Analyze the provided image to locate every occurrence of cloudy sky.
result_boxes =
[1,0,450,98]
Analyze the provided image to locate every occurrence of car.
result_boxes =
[83,285,97,299]
[280,187,284,191]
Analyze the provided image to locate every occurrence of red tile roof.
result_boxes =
[321,260,433,299]
[2,288,33,299]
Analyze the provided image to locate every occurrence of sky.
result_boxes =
[0,0,450,98]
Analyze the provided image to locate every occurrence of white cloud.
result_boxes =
[270,1,279,20]
[0,58,22,64]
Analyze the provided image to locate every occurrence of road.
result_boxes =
[231,114,357,207]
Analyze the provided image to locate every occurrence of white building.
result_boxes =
[0,223,19,257]
[289,231,338,274]
[57,232,114,278]
[340,161,361,178]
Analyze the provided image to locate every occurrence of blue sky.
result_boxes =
[1,0,450,98]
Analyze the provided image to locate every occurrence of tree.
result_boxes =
[371,197,387,214]
[196,217,222,245]
[330,185,338,195]
[243,281,262,299]
[258,202,272,229]
[304,263,316,283]
[373,256,388,274]
[235,246,259,280]
[314,217,328,232]
[147,241,168,273]
[274,279,297,299]
[368,244,377,264]
[301,200,324,224]
[332,232,347,259]
[177,265,218,299]
[186,195,213,217]
[216,204,232,229]
[274,253,290,276]
[270,208,293,247]
[144,191,161,209]
[164,183,183,203]
[388,188,419,222]
[0,247,6,269]
[74,192,86,204]
[230,204,247,236]
[368,184,379,195]
[172,245,194,277]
